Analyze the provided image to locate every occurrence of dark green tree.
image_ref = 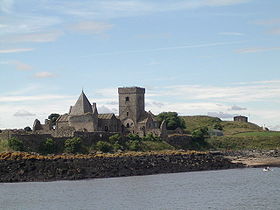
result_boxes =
[191,127,209,140]
[157,112,186,130]
[48,113,60,125]
[64,137,82,153]
[24,126,32,132]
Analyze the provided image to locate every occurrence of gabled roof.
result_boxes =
[98,113,116,120]
[57,114,69,122]
[69,91,93,115]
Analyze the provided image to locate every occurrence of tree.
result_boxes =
[191,127,209,140]
[64,137,82,153]
[48,113,60,125]
[157,112,186,130]
[24,126,32,132]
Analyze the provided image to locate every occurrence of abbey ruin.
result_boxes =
[33,87,167,138]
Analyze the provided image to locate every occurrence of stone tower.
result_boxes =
[118,87,145,128]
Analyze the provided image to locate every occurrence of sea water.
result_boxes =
[0,168,279,210]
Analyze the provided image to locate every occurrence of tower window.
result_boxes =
[125,97,129,102]
[126,123,130,128]
[127,112,129,116]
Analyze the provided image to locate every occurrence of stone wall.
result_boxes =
[0,152,243,182]
[166,134,192,149]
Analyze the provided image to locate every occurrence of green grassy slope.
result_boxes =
[181,115,262,135]
[181,116,221,133]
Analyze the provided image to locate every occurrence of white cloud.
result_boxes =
[84,41,244,57]
[157,82,280,103]
[236,47,280,53]
[69,21,113,34]
[0,31,63,43]
[0,0,14,13]
[254,18,280,25]
[218,32,244,36]
[51,0,252,19]
[269,28,280,35]
[0,48,34,53]
[207,112,235,119]
[10,60,33,71]
[229,105,247,111]
[34,72,56,78]
[97,105,115,114]
[0,95,71,103]
[14,110,36,117]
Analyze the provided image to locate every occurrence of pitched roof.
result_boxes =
[69,91,93,115]
[98,113,115,120]
[57,114,69,122]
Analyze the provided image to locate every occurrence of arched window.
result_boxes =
[127,112,129,116]
[126,123,130,128]
[125,96,129,102]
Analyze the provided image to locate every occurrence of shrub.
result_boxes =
[8,137,24,151]
[126,140,143,151]
[213,123,223,130]
[109,134,121,144]
[192,127,209,140]
[40,138,56,154]
[143,133,161,141]
[64,137,82,153]
[126,133,141,141]
[95,141,113,153]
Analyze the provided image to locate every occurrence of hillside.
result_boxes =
[181,115,262,135]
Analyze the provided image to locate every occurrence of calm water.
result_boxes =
[0,168,279,210]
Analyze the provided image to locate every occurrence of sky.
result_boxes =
[1,0,280,130]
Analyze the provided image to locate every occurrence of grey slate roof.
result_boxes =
[69,91,93,115]
[98,113,115,120]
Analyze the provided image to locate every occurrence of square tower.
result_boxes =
[118,87,145,124]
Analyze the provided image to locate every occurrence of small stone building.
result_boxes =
[233,115,248,123]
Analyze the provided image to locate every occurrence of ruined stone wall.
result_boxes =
[166,134,192,149]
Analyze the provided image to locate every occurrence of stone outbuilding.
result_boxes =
[233,115,248,123]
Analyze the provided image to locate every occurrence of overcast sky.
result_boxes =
[1,0,280,130]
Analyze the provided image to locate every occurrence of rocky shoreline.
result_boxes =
[0,151,243,182]
[222,150,280,167]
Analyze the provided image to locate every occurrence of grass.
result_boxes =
[0,139,10,152]
[181,116,221,133]
[181,115,262,135]
[207,136,280,150]
[234,131,280,137]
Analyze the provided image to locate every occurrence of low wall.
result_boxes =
[0,152,243,182]
[166,134,192,149]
